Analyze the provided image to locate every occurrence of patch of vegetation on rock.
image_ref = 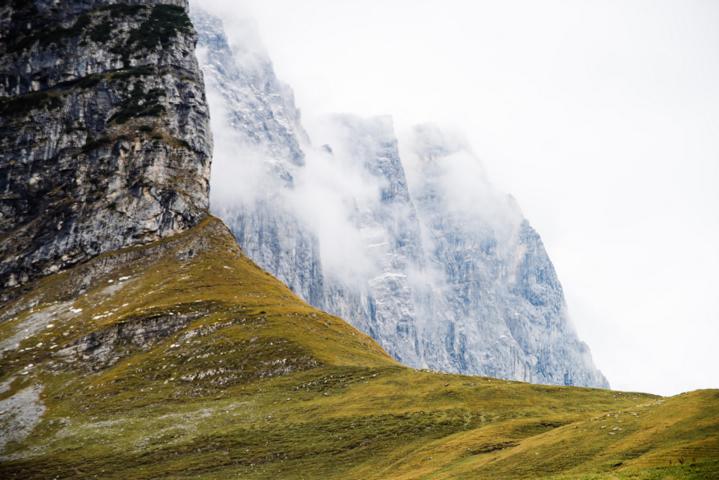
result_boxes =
[109,82,166,125]
[0,90,62,117]
[126,4,193,52]
[9,13,92,53]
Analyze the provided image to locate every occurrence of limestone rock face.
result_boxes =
[314,115,428,367]
[405,125,609,388]
[0,0,212,299]
[192,9,608,388]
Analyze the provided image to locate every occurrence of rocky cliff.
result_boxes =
[406,124,609,387]
[192,9,607,388]
[316,115,427,367]
[0,0,212,301]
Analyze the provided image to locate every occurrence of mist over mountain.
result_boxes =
[192,7,607,388]
[1,3,717,478]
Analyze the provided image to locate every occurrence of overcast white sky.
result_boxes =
[201,0,719,396]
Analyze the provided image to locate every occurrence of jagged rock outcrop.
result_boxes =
[0,0,212,300]
[191,9,306,167]
[406,124,608,387]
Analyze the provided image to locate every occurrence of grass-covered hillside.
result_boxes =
[0,217,717,479]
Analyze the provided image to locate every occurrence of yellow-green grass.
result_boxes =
[0,217,717,479]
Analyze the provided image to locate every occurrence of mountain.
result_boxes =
[191,10,607,387]
[1,2,718,478]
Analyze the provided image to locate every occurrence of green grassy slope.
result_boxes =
[1,217,717,479]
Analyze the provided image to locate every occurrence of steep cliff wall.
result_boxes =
[0,0,212,300]
[191,9,607,388]
[406,124,608,387]
[314,115,427,367]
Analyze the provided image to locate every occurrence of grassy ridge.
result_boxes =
[0,217,717,479]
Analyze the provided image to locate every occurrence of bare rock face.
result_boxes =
[53,304,213,371]
[0,0,212,300]
[194,11,608,388]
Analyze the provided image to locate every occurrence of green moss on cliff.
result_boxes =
[89,5,145,44]
[7,12,92,53]
[127,4,193,51]
[109,82,166,125]
[0,90,62,116]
